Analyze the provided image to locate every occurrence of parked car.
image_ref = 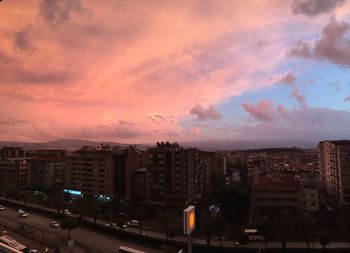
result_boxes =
[0,205,5,211]
[49,221,60,228]
[120,224,128,230]
[105,222,117,228]
[242,228,266,242]
[126,220,139,227]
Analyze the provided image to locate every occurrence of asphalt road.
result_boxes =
[0,206,162,253]
[2,199,350,250]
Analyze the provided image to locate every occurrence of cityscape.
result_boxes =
[1,0,350,253]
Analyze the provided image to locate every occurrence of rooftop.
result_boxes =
[253,175,299,191]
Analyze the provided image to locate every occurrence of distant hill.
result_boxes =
[179,140,318,151]
[0,139,150,151]
[0,139,318,151]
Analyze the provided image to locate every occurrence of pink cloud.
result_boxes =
[190,104,222,121]
[242,100,275,122]
[0,1,343,142]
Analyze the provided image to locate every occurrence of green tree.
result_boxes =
[61,218,78,241]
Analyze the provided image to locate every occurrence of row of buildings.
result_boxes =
[1,140,349,211]
[0,143,222,207]
[250,140,350,218]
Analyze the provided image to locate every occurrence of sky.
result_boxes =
[0,0,350,143]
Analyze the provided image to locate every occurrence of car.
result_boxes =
[120,224,128,230]
[29,249,39,253]
[126,220,140,227]
[49,221,60,228]
[141,232,147,236]
[77,215,86,221]
[18,212,28,217]
[63,209,71,216]
[0,206,5,211]
[105,222,117,228]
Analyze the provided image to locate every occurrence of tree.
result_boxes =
[276,210,291,249]
[255,214,272,248]
[48,185,69,214]
[0,181,16,201]
[296,211,315,248]
[61,218,78,241]
[133,204,148,235]
[158,209,171,241]
[19,189,31,204]
[90,197,102,224]
[200,206,226,248]
[320,235,330,249]
[210,182,250,227]
[33,192,47,208]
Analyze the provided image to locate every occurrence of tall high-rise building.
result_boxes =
[317,140,350,208]
[145,142,209,206]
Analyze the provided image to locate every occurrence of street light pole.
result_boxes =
[188,233,192,253]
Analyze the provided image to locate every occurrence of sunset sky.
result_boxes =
[1,0,350,143]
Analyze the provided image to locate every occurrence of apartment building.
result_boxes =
[65,146,115,196]
[252,175,300,212]
[114,146,143,199]
[317,140,350,208]
[27,157,65,188]
[145,142,209,206]
[0,158,28,189]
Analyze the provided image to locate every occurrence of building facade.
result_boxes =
[65,146,115,196]
[317,140,350,208]
[27,157,65,188]
[145,142,209,206]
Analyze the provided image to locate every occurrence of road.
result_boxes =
[2,199,350,250]
[0,206,162,253]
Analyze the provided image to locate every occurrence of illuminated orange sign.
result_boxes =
[183,205,195,235]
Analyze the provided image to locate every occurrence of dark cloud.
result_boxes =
[290,19,350,67]
[345,95,350,102]
[12,25,36,53]
[291,0,345,17]
[39,0,90,26]
[190,104,222,121]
